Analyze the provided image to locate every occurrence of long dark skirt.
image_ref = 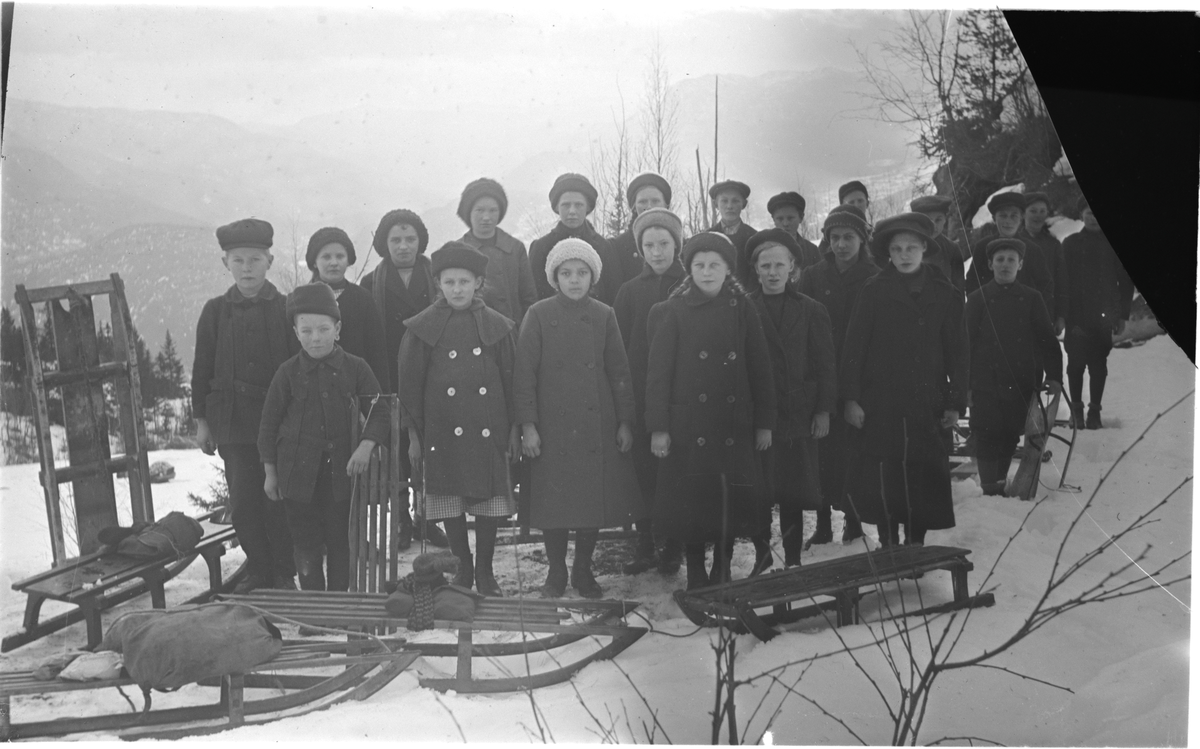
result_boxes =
[845,456,956,531]
[761,435,823,512]
[652,470,769,545]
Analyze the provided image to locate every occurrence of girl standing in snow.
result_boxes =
[644,233,776,590]
[515,238,641,598]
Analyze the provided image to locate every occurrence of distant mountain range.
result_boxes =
[1,68,927,368]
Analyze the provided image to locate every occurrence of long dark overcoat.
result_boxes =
[459,228,538,327]
[613,261,687,502]
[529,221,624,306]
[359,255,436,393]
[1019,225,1069,322]
[644,283,776,543]
[750,287,837,512]
[965,280,1063,399]
[329,282,391,392]
[965,224,1053,308]
[839,265,968,530]
[514,293,641,529]
[397,298,516,500]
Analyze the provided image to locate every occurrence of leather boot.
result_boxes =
[842,515,865,545]
[443,515,474,589]
[622,528,657,575]
[684,544,710,590]
[976,458,1005,496]
[1068,404,1086,430]
[473,516,503,597]
[658,537,683,576]
[541,529,569,598]
[1086,404,1103,430]
[571,529,603,599]
[414,516,450,548]
[808,507,833,545]
[713,542,734,585]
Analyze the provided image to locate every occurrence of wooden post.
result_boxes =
[108,274,153,525]
[456,628,473,684]
[224,674,245,727]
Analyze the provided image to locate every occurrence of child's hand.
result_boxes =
[195,420,215,456]
[407,429,422,470]
[650,431,670,458]
[844,400,865,429]
[348,440,376,476]
[507,425,521,461]
[940,410,960,429]
[521,424,541,459]
[263,465,281,502]
[616,422,633,453]
[811,412,830,439]
[755,429,772,451]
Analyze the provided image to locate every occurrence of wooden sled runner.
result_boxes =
[674,545,995,641]
[1009,387,1077,500]
[0,639,419,740]
[221,589,647,693]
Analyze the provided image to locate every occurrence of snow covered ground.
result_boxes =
[0,335,1191,744]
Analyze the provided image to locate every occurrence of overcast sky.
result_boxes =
[8,5,902,127]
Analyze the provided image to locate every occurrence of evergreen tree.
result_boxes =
[153,330,186,400]
[131,326,157,406]
[0,306,27,383]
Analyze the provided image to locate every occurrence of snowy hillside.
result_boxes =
[0,336,1190,744]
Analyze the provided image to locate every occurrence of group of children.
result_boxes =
[193,172,1131,597]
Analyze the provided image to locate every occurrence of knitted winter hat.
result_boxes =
[986,237,1026,260]
[986,192,1026,215]
[431,241,489,278]
[305,227,356,270]
[549,173,598,213]
[683,232,738,273]
[216,218,273,252]
[545,237,603,289]
[372,209,429,258]
[746,228,802,267]
[838,180,869,203]
[822,204,870,244]
[767,191,806,216]
[910,195,953,215]
[457,178,508,226]
[287,282,341,322]
[708,179,751,201]
[870,212,935,265]
[1023,192,1052,211]
[632,208,683,255]
[626,172,673,209]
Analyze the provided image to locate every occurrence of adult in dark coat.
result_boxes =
[910,195,967,296]
[358,208,448,548]
[767,192,822,270]
[609,172,673,289]
[307,227,390,391]
[645,233,776,588]
[964,238,1063,495]
[612,208,686,575]
[1019,192,1070,335]
[1061,198,1134,429]
[746,230,837,568]
[456,178,539,327]
[797,205,879,544]
[965,193,1054,309]
[529,173,624,305]
[840,213,968,547]
[708,180,758,287]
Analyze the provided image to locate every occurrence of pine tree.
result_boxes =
[0,306,27,384]
[153,330,186,400]
[131,326,157,406]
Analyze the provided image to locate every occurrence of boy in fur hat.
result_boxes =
[192,218,298,593]
[456,178,538,327]
[530,173,625,305]
[259,283,389,591]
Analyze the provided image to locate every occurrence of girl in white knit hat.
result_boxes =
[513,238,641,598]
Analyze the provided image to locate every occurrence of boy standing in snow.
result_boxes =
[767,192,822,270]
[259,283,389,591]
[707,180,757,288]
[909,195,967,295]
[192,218,298,593]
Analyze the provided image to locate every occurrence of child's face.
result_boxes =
[926,211,948,237]
[755,245,794,295]
[387,224,421,268]
[556,259,593,301]
[633,187,666,215]
[828,227,862,265]
[470,197,501,238]
[888,232,926,275]
[690,251,730,296]
[294,313,340,359]
[439,268,482,310]
[841,191,869,213]
[314,243,349,284]
[715,192,745,224]
[771,206,802,236]
[640,227,677,276]
[222,247,273,296]
[989,249,1023,284]
[993,207,1022,237]
[556,192,589,230]
[1024,201,1049,231]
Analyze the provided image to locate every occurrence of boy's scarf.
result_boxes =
[393,566,450,631]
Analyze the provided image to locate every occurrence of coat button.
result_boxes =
[473,347,482,355]
[918,319,925,325]
[699,351,708,359]
[327,442,335,450]
[449,350,458,359]
[730,299,737,306]
[587,363,595,369]
[322,392,329,399]
[697,437,706,446]
[447,387,456,396]
[699,394,707,402]
[551,320,559,327]
[825,290,831,295]
[728,352,737,360]
[727,395,736,403]
[725,438,734,446]
[482,428,491,438]
[454,427,464,436]
[479,387,487,395]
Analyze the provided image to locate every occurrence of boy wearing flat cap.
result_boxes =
[910,195,967,296]
[1019,192,1070,335]
[965,192,1054,310]
[611,172,674,286]
[708,179,757,287]
[530,173,624,305]
[964,238,1063,495]
[192,218,299,593]
[767,192,822,270]
[259,283,389,591]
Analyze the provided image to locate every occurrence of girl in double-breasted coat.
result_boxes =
[515,238,641,599]
[397,243,518,597]
[840,213,968,547]
[645,232,776,590]
[746,229,837,570]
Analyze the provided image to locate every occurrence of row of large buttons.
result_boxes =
[695,437,736,446]
[446,387,488,396]
[453,427,492,437]
[447,347,484,359]
[698,351,737,360]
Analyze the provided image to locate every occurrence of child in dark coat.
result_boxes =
[612,208,687,576]
[192,218,298,593]
[259,283,388,591]
[516,238,641,599]
[964,238,1063,495]
[645,232,776,590]
[397,243,519,597]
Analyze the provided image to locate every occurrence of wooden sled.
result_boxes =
[221,589,647,694]
[674,545,995,642]
[3,508,247,653]
[0,639,419,740]
[1009,387,1076,500]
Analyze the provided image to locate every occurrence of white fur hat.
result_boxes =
[545,237,603,289]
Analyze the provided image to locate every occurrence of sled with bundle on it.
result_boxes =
[1008,386,1077,501]
[673,545,995,642]
[0,638,419,740]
